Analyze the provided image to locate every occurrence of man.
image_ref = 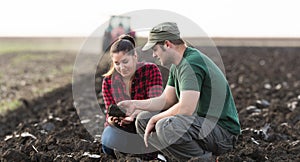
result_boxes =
[118,22,241,161]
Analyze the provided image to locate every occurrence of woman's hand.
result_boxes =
[119,116,134,126]
[108,116,130,127]
[107,116,120,126]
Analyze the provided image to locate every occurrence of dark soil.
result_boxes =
[1,47,300,162]
[0,51,76,110]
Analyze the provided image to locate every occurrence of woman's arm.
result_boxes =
[102,77,115,110]
[102,77,116,125]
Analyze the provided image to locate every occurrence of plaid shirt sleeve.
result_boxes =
[146,63,163,98]
[102,77,115,111]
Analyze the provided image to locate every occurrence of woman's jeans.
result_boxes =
[101,125,152,157]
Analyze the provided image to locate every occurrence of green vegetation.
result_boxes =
[0,38,80,114]
[0,99,22,114]
[0,37,83,55]
[12,53,43,64]
[32,87,55,96]
[50,65,74,76]
[11,53,64,65]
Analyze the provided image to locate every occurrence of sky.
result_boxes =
[0,0,299,37]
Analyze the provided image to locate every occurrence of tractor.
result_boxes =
[102,15,136,52]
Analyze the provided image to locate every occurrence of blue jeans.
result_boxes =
[101,125,150,156]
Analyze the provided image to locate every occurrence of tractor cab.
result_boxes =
[102,15,135,52]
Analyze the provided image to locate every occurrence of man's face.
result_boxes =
[152,44,172,66]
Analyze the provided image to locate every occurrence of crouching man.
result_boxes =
[118,22,241,161]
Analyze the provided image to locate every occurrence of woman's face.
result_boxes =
[112,51,137,79]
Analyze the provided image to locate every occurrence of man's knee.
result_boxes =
[135,111,154,133]
[156,115,195,145]
[155,117,181,145]
[136,111,152,121]
[155,117,169,132]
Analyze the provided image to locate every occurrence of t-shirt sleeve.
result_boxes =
[167,65,175,87]
[179,59,204,92]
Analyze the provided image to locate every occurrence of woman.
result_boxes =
[101,34,163,158]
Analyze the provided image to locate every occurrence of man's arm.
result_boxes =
[117,85,177,115]
[148,90,200,122]
[177,90,200,115]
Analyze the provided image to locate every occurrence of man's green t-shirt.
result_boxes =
[167,47,241,135]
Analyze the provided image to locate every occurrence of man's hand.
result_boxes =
[144,116,157,147]
[117,100,136,116]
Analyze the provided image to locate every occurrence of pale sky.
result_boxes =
[0,0,299,37]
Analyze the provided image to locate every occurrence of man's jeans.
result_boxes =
[136,111,237,161]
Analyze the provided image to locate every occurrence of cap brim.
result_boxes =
[142,42,156,51]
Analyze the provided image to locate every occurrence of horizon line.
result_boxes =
[1,36,300,39]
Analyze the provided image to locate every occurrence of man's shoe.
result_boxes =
[157,153,167,162]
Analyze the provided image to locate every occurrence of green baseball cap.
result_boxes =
[142,22,180,51]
